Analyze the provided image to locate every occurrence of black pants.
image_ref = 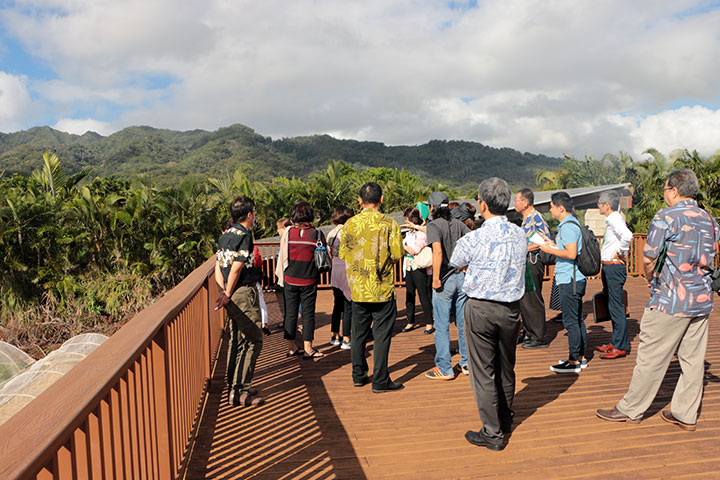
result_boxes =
[519,252,546,341]
[405,268,433,325]
[464,298,521,443]
[331,287,352,338]
[283,283,317,341]
[351,299,397,389]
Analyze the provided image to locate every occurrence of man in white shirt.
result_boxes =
[596,191,634,359]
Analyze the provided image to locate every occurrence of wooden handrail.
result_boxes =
[0,257,225,480]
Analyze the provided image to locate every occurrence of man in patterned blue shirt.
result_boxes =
[450,177,527,451]
[514,188,551,349]
[597,169,719,430]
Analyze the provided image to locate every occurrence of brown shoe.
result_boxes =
[596,407,641,424]
[424,367,455,380]
[600,348,627,359]
[661,410,696,431]
[595,344,614,353]
[239,392,265,407]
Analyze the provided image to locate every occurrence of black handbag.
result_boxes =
[314,229,332,274]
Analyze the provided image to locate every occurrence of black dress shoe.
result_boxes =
[353,376,369,387]
[372,381,405,393]
[464,430,505,450]
[423,327,435,334]
[522,339,549,349]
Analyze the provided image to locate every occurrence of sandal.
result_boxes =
[401,324,417,332]
[286,349,302,357]
[303,350,325,359]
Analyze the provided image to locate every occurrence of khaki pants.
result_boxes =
[616,308,709,424]
[225,284,263,393]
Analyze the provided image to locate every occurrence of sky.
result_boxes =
[1,0,719,160]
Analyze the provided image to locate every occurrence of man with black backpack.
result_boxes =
[538,192,599,373]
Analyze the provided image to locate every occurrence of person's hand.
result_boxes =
[215,292,230,310]
[433,278,442,290]
[528,244,541,252]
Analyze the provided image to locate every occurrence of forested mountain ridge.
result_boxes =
[0,124,562,186]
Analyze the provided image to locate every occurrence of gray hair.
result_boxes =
[598,191,620,211]
[478,177,511,215]
[667,169,699,199]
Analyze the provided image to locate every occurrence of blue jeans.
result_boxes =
[431,271,468,376]
[558,280,587,361]
[601,264,628,351]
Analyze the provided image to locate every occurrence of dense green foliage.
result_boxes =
[535,149,720,232]
[0,124,562,188]
[0,155,457,354]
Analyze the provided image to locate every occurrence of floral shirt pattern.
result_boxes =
[645,199,719,316]
[521,209,551,241]
[450,216,527,302]
[216,224,262,289]
[339,209,404,303]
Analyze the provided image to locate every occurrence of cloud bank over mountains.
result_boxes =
[1,0,719,160]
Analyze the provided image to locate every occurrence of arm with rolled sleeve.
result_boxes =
[611,213,634,256]
[449,236,470,269]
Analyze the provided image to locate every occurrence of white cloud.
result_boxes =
[0,72,31,131]
[53,118,113,136]
[628,106,720,157]
[1,0,719,160]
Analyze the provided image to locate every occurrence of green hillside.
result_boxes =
[0,124,561,186]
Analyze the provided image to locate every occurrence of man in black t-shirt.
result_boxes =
[215,196,264,407]
[424,191,470,381]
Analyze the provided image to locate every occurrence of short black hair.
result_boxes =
[478,177,511,215]
[292,201,315,224]
[360,182,382,204]
[331,206,354,225]
[517,188,534,205]
[403,206,422,225]
[550,191,575,215]
[667,168,699,199]
[230,196,254,223]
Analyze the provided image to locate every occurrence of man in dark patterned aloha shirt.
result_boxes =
[215,196,264,407]
[596,169,719,431]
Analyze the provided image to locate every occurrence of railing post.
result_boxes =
[203,277,212,385]
[151,327,174,480]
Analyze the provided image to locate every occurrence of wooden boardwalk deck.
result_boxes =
[185,277,720,479]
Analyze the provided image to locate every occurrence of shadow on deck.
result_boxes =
[186,277,720,479]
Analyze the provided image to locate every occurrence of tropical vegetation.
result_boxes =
[0,155,455,356]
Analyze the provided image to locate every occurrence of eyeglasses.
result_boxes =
[663,186,674,192]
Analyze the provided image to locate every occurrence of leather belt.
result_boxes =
[601,260,625,266]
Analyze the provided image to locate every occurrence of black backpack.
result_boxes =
[566,218,601,277]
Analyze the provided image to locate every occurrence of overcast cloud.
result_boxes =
[1,0,719,160]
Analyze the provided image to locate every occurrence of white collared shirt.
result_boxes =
[601,211,633,261]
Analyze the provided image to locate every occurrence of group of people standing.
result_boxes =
[214,168,717,450]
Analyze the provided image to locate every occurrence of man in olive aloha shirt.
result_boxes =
[340,182,405,393]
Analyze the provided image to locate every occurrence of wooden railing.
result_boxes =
[0,257,225,480]
[258,234,652,288]
[1,233,711,479]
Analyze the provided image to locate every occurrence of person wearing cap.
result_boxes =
[424,191,471,380]
[452,202,478,231]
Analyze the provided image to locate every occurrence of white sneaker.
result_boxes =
[330,337,341,346]
[340,341,351,350]
[557,359,588,369]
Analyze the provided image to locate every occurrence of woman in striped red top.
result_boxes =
[282,202,327,359]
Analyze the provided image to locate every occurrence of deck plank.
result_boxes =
[186,277,720,479]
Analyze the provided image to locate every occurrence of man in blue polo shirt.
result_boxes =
[538,192,587,373]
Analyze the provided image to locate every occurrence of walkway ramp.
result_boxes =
[186,277,720,479]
